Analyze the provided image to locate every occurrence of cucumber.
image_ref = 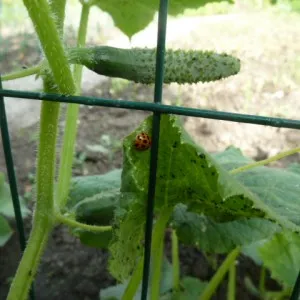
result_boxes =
[68,46,240,84]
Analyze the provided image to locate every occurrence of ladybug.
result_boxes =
[134,132,152,151]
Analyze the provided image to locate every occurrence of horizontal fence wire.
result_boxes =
[141,0,168,299]
[1,89,300,129]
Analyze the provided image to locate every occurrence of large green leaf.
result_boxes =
[259,230,300,287]
[67,168,121,209]
[215,147,300,231]
[93,0,233,38]
[0,214,13,247]
[74,189,120,226]
[242,239,266,265]
[72,228,112,249]
[66,170,121,249]
[70,189,119,249]
[0,172,29,218]
[108,115,300,281]
[121,116,264,221]
[172,204,280,253]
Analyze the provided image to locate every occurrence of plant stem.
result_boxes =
[230,147,300,175]
[23,0,76,95]
[201,247,240,300]
[56,213,112,232]
[49,0,67,36]
[7,101,59,300]
[259,265,266,295]
[57,3,91,210]
[172,229,180,291]
[265,288,292,300]
[6,0,76,299]
[151,207,173,300]
[227,261,236,300]
[122,206,173,300]
[1,64,42,81]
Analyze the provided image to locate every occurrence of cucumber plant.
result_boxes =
[2,1,300,300]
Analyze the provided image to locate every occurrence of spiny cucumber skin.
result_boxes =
[70,46,240,84]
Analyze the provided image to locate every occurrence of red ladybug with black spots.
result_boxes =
[134,132,152,151]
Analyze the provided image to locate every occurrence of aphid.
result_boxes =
[134,132,152,151]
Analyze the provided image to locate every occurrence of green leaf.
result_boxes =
[100,256,173,299]
[170,277,208,300]
[216,147,300,231]
[74,189,120,226]
[70,189,119,249]
[122,116,264,221]
[109,116,300,281]
[172,204,280,253]
[0,214,13,247]
[287,162,300,175]
[0,173,29,218]
[259,230,300,287]
[67,169,121,209]
[73,229,112,249]
[93,0,233,38]
[241,239,267,265]
[65,170,122,248]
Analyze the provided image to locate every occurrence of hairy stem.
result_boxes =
[56,213,112,232]
[6,0,76,299]
[201,247,240,300]
[49,0,67,36]
[23,0,75,95]
[1,64,43,81]
[172,229,180,291]
[57,3,91,210]
[7,101,59,300]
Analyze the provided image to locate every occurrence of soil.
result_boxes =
[1,7,300,300]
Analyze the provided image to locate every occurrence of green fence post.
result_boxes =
[0,77,35,300]
[140,1,169,299]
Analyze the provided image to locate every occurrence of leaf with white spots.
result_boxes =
[108,115,300,281]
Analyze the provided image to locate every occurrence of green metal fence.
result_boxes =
[1,0,300,299]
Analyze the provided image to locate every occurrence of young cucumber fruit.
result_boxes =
[68,46,240,84]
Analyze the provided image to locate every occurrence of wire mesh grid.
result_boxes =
[1,1,300,299]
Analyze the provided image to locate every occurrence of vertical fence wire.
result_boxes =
[0,77,27,249]
[290,272,300,300]
[140,0,169,299]
[0,77,35,300]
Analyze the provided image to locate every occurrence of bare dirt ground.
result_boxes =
[1,7,300,300]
